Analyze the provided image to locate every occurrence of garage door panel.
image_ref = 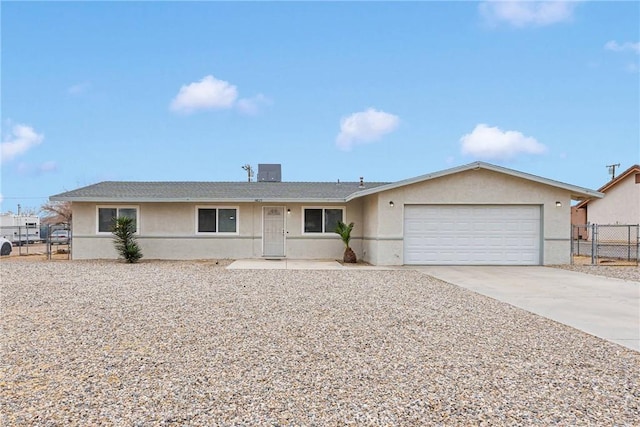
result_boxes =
[404,205,541,265]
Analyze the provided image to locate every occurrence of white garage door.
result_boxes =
[404,205,541,265]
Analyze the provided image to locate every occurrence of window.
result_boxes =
[303,208,344,233]
[218,208,237,232]
[97,206,138,233]
[196,207,237,233]
[198,209,217,232]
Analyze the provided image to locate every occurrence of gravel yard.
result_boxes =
[2,261,639,425]
[554,264,640,282]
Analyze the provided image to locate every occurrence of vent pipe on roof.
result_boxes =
[359,177,364,188]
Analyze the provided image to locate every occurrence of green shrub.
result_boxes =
[112,216,142,263]
[334,220,357,263]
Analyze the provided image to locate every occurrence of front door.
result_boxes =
[263,206,285,257]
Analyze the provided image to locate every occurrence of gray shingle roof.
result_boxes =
[50,162,604,204]
[50,181,391,203]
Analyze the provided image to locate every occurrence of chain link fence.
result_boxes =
[572,224,639,266]
[0,224,71,259]
[46,223,71,260]
[0,224,42,255]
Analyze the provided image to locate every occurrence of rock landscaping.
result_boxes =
[2,261,639,425]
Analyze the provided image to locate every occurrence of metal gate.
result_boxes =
[571,224,639,266]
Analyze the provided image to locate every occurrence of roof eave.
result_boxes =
[574,165,639,208]
[346,161,604,201]
[50,196,349,204]
[571,191,604,203]
[596,165,640,193]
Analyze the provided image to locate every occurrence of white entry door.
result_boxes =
[263,206,285,257]
[403,205,541,265]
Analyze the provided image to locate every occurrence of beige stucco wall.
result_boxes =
[71,200,363,260]
[360,194,380,265]
[360,169,573,265]
[69,169,578,264]
[587,175,640,225]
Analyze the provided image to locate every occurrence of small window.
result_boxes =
[97,207,138,233]
[304,209,323,233]
[196,207,237,233]
[635,173,640,184]
[324,209,343,233]
[198,209,217,232]
[218,208,237,233]
[303,208,344,233]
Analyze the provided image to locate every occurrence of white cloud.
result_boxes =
[1,124,44,164]
[479,1,578,28]
[336,108,399,151]
[68,82,91,95]
[604,40,640,54]
[460,124,547,160]
[170,75,238,113]
[236,94,272,115]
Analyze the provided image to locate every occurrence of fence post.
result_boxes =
[591,223,596,265]
[628,225,631,262]
[570,225,574,265]
[47,224,51,260]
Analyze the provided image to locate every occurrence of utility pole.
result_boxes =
[606,163,620,180]
[242,164,254,182]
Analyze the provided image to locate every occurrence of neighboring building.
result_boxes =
[571,205,588,240]
[0,213,41,245]
[50,161,602,265]
[573,164,640,226]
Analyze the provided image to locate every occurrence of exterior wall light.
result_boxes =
[389,201,394,207]
[555,201,562,207]
[287,208,291,214]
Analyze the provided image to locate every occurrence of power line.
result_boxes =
[1,196,50,199]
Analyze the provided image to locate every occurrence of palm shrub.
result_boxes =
[112,216,142,263]
[334,220,357,263]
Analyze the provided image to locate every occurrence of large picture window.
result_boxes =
[197,207,237,233]
[303,208,344,233]
[97,206,138,233]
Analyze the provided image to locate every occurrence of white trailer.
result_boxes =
[0,214,41,245]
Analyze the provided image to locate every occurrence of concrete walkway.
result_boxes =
[227,259,392,270]
[416,266,640,352]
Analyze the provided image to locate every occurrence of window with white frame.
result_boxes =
[97,206,138,233]
[303,207,344,233]
[196,207,238,233]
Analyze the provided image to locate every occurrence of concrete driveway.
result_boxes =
[416,266,640,352]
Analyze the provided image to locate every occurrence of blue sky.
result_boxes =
[1,1,639,213]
